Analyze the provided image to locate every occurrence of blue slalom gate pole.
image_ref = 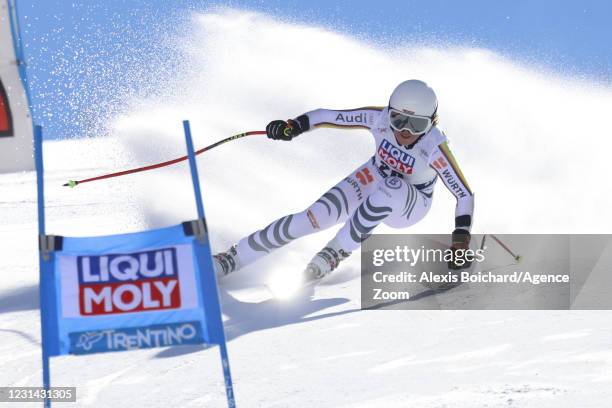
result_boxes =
[34,125,51,408]
[183,120,236,408]
[183,120,206,220]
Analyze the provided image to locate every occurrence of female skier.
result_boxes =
[213,79,474,281]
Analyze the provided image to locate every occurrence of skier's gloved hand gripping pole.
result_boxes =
[266,115,310,141]
[63,130,267,187]
[448,229,472,270]
[447,232,522,271]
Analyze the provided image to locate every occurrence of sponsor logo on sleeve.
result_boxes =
[335,112,367,124]
[377,140,415,175]
[432,157,448,170]
[69,321,204,354]
[441,169,468,198]
[77,248,181,315]
[0,78,14,137]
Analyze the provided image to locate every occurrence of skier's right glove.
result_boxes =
[266,114,310,141]
[448,229,472,270]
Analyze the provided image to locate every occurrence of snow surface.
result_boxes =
[1,9,612,407]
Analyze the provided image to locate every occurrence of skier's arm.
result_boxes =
[430,141,474,246]
[266,107,384,141]
[305,107,384,130]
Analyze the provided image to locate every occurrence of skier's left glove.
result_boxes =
[266,114,310,141]
[448,229,472,270]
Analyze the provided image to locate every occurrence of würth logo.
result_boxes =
[441,169,468,198]
[432,157,448,170]
[0,78,14,137]
[77,248,181,315]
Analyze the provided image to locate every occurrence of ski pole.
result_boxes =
[63,130,266,187]
[489,234,522,262]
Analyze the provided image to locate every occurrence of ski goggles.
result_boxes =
[388,108,433,135]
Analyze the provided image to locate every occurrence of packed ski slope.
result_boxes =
[1,9,612,407]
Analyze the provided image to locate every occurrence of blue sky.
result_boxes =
[13,0,612,139]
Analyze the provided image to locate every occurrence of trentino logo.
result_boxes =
[69,322,204,354]
[77,248,181,315]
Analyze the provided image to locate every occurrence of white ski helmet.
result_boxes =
[388,80,438,135]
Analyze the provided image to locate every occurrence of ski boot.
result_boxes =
[212,245,241,277]
[304,240,351,281]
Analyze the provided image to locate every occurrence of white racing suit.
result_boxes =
[236,106,474,266]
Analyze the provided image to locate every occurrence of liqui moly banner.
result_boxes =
[36,121,236,406]
[40,223,224,356]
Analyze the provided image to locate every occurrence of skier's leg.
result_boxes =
[214,161,379,276]
[306,176,432,278]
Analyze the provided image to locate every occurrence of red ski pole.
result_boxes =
[63,130,266,187]
[489,234,522,262]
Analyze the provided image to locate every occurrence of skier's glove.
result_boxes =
[266,114,310,141]
[448,229,472,270]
